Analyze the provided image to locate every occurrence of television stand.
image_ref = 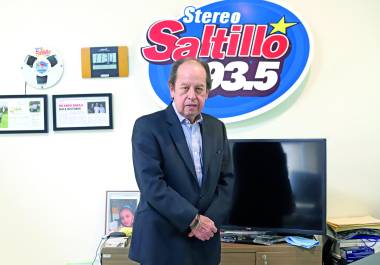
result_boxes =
[220,241,322,265]
[100,236,322,265]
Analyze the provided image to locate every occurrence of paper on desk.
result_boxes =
[285,236,320,249]
[104,237,129,248]
[327,216,380,232]
[328,216,380,226]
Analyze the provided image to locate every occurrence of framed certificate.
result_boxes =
[52,93,113,131]
[0,94,48,133]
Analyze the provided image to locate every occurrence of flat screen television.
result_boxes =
[223,139,326,236]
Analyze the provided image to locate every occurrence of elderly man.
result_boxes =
[129,58,234,265]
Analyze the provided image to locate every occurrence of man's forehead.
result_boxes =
[176,80,206,86]
[177,60,205,72]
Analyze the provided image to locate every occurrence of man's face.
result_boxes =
[170,61,209,123]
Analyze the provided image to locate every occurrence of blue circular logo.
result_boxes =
[35,60,49,75]
[142,0,311,122]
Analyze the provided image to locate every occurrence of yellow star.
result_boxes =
[270,16,297,34]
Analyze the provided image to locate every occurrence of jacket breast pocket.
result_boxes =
[213,149,224,170]
[215,149,223,159]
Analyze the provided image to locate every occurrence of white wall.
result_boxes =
[0,0,379,264]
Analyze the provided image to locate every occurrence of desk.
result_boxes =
[101,242,138,265]
[349,252,380,265]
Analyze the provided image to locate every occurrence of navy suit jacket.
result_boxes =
[129,104,234,265]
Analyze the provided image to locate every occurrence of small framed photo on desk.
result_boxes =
[105,191,140,235]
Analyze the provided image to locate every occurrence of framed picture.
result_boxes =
[0,94,48,134]
[52,93,113,131]
[105,191,140,234]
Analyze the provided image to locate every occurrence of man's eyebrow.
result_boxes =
[176,81,206,89]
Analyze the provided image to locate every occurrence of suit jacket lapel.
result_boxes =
[166,105,197,179]
[201,116,213,189]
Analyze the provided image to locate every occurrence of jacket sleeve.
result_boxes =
[204,123,235,227]
[132,117,198,232]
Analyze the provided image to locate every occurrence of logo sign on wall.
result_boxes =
[142,0,311,122]
[21,47,64,89]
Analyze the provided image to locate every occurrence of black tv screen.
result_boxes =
[223,139,326,235]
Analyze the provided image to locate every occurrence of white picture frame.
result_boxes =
[105,191,140,235]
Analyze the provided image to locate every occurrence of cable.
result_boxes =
[91,236,107,265]
[361,238,379,249]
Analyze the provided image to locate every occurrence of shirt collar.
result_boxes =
[172,102,203,125]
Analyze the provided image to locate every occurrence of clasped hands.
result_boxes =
[188,214,217,241]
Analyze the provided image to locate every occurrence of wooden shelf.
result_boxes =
[221,242,322,265]
[101,240,322,265]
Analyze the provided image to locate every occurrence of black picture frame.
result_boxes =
[0,94,48,134]
[52,93,113,131]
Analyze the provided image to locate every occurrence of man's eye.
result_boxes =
[196,88,205,93]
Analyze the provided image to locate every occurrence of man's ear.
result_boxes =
[169,83,175,98]
[205,89,209,100]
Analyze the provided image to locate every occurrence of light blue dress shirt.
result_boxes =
[172,103,203,186]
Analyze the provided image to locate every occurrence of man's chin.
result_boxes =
[184,112,201,122]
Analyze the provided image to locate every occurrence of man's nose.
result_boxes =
[187,88,196,99]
